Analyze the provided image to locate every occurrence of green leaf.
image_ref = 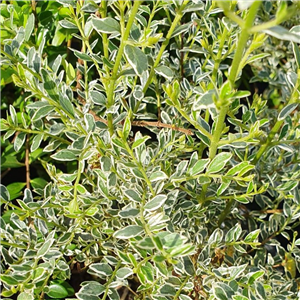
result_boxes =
[46,281,74,298]
[207,153,232,174]
[0,274,19,285]
[60,94,75,117]
[24,13,35,41]
[122,115,131,139]
[92,17,120,34]
[245,53,270,65]
[124,189,141,202]
[32,105,54,121]
[116,267,133,279]
[51,149,78,161]
[132,135,151,149]
[76,281,105,300]
[292,33,300,68]
[263,26,300,43]
[155,65,174,80]
[0,184,10,202]
[1,155,24,170]
[90,90,106,105]
[114,225,144,239]
[88,263,113,277]
[31,134,44,152]
[14,132,26,152]
[18,292,34,300]
[278,103,298,121]
[37,233,55,258]
[124,45,148,76]
[0,118,10,131]
[7,182,26,200]
[244,229,260,242]
[190,159,210,175]
[169,243,195,257]
[59,19,78,29]
[9,105,17,126]
[149,171,168,182]
[160,284,176,296]
[144,194,167,211]
[217,179,231,196]
[247,270,264,284]
[225,223,242,242]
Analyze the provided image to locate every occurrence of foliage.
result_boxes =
[1,1,300,299]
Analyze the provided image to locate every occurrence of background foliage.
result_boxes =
[1,1,300,299]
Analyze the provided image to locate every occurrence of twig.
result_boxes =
[82,104,193,135]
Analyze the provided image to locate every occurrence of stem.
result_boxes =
[228,1,262,85]
[134,0,189,114]
[200,1,262,202]
[106,0,142,135]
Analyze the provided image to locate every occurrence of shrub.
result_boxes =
[1,1,300,299]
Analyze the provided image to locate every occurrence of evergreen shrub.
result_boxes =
[0,1,300,299]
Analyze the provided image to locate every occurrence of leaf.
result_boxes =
[9,105,17,125]
[0,184,10,202]
[160,284,176,296]
[247,270,264,284]
[207,153,232,174]
[92,17,120,34]
[0,274,19,285]
[149,171,168,182]
[217,179,231,196]
[59,19,78,29]
[59,94,75,117]
[190,159,210,175]
[14,132,27,152]
[18,292,34,300]
[90,90,106,105]
[114,225,144,239]
[144,194,167,211]
[76,281,105,300]
[132,135,151,149]
[124,45,148,76]
[244,229,260,242]
[51,149,78,161]
[88,263,113,277]
[122,115,131,139]
[116,267,133,279]
[263,26,300,43]
[30,134,44,152]
[278,103,298,121]
[24,14,35,41]
[124,189,141,202]
[37,234,55,258]
[32,105,54,121]
[155,65,174,80]
[45,281,74,299]
[245,53,270,65]
[225,223,242,242]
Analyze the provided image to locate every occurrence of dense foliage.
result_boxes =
[1,1,300,299]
